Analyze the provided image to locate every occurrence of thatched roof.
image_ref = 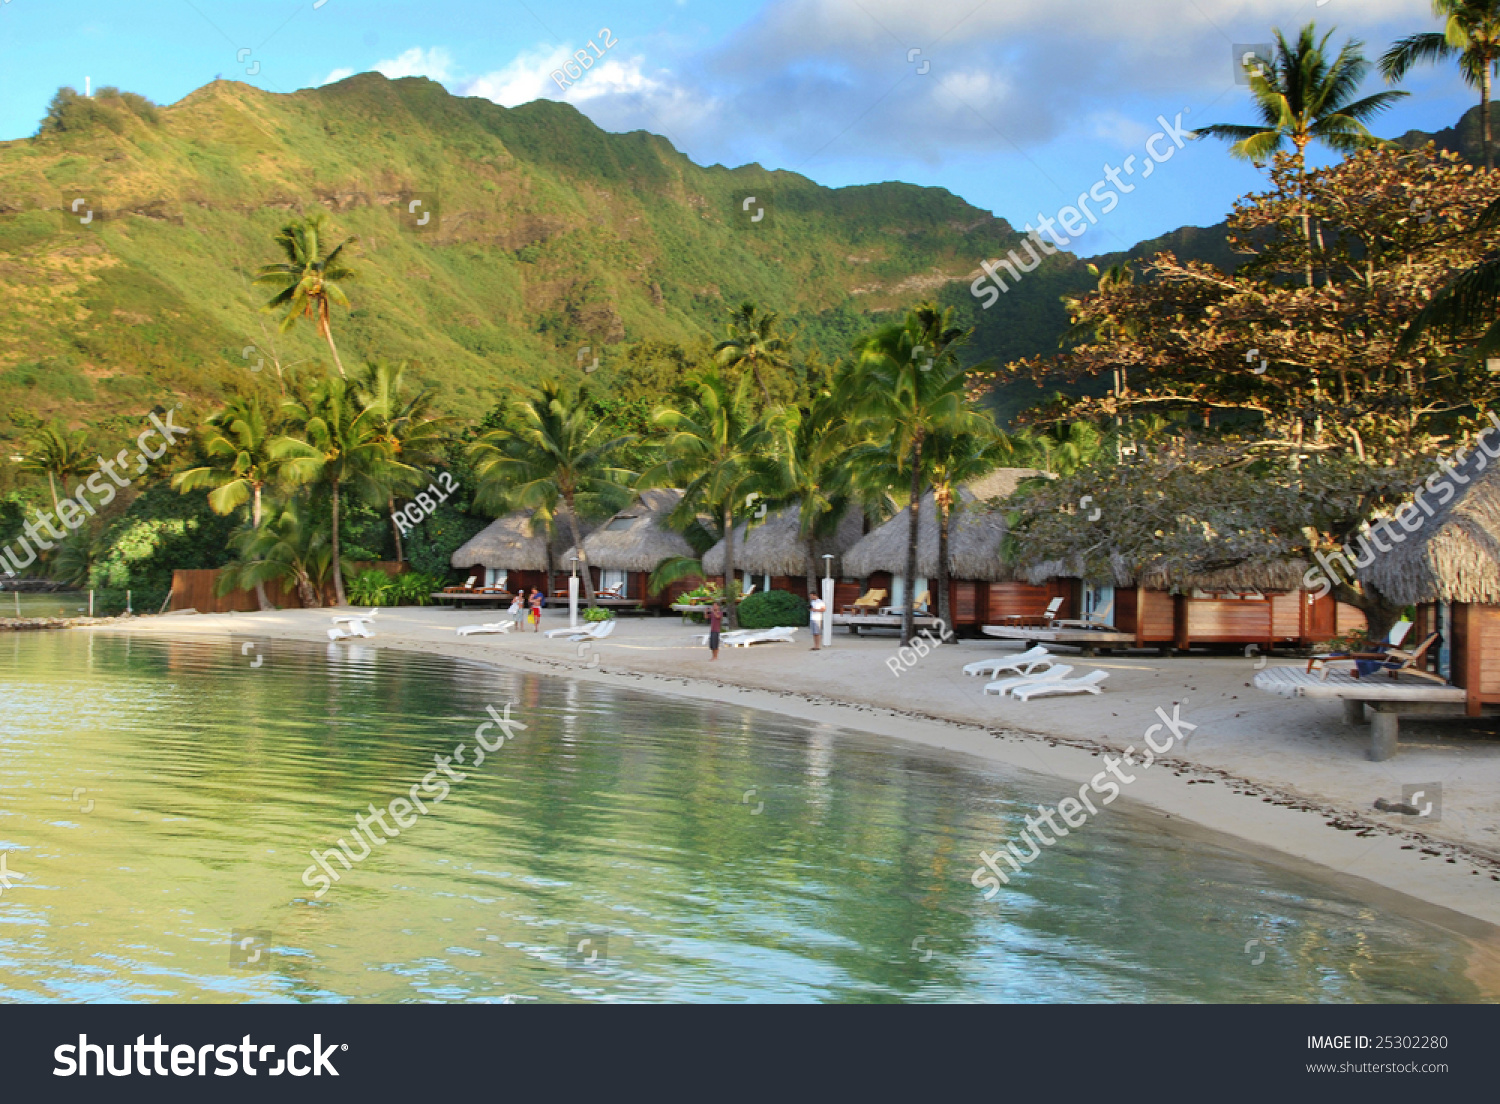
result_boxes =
[451,508,593,571]
[701,506,867,578]
[563,489,697,571]
[1140,559,1311,592]
[1362,445,1500,605]
[841,469,1042,581]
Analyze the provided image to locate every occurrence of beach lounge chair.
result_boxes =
[1308,628,1443,683]
[1000,596,1064,627]
[963,645,1054,678]
[331,609,379,625]
[842,588,887,615]
[545,619,617,642]
[443,576,479,593]
[983,664,1074,696]
[1052,600,1114,631]
[1010,669,1110,701]
[456,621,516,636]
[327,620,375,641]
[725,626,798,647]
[879,590,930,617]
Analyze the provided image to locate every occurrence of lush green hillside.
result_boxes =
[0,74,1103,462]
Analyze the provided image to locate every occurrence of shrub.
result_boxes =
[737,589,809,629]
[583,605,614,622]
[389,571,439,606]
[347,569,394,607]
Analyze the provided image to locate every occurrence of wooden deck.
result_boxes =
[981,624,1138,651]
[431,591,514,607]
[830,613,941,634]
[1253,665,1473,761]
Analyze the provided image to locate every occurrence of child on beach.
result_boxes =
[528,588,543,631]
[707,601,723,661]
[507,593,524,622]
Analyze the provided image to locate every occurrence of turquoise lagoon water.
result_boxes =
[0,632,1493,1003]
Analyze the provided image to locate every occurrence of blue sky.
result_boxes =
[0,0,1482,255]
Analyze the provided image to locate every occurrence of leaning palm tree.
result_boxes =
[216,496,340,609]
[714,301,792,407]
[20,420,92,513]
[279,377,409,606]
[354,359,454,561]
[1381,1,1500,170]
[1196,24,1408,284]
[254,213,358,378]
[468,380,635,608]
[842,302,986,646]
[172,395,302,610]
[642,368,771,630]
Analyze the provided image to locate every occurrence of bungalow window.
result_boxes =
[485,568,508,590]
[891,576,928,610]
[600,569,628,597]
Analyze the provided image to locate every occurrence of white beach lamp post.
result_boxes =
[569,555,580,629]
[820,554,835,649]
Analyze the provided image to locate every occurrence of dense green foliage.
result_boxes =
[737,589,810,628]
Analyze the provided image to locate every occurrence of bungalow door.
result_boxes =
[599,569,628,597]
[1083,583,1114,625]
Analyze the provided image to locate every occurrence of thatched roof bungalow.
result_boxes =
[701,506,867,596]
[1361,446,1500,713]
[561,489,701,608]
[449,507,595,593]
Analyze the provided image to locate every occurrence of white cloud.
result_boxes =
[321,47,455,87]
[457,45,574,107]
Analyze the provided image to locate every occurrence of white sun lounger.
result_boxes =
[332,608,379,625]
[983,664,1073,696]
[725,626,798,647]
[963,645,1053,678]
[544,619,617,642]
[328,620,375,641]
[1010,669,1110,701]
[456,621,516,636]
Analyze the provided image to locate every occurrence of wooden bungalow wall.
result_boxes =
[170,561,403,613]
[1446,603,1500,715]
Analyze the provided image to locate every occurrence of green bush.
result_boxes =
[737,589,809,629]
[347,569,394,607]
[583,605,614,622]
[389,571,440,606]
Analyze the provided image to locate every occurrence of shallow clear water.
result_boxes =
[2,591,87,619]
[0,632,1494,1003]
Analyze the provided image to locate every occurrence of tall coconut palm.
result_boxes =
[1196,24,1408,284]
[171,395,302,610]
[254,213,358,379]
[279,377,408,606]
[843,302,985,645]
[354,359,454,561]
[468,380,635,608]
[925,425,1014,638]
[1381,1,1500,170]
[20,420,92,513]
[642,368,770,630]
[714,301,792,407]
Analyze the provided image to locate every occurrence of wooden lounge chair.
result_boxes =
[1010,668,1110,701]
[1000,596,1064,627]
[443,576,480,593]
[1052,600,1114,631]
[842,588,887,615]
[456,621,516,636]
[983,664,1074,696]
[1307,629,1443,683]
[963,645,1054,678]
[879,590,930,616]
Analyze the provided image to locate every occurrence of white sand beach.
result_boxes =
[92,608,1500,935]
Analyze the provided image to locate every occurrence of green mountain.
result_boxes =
[0,73,1105,460]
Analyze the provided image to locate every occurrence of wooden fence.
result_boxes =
[170,562,404,613]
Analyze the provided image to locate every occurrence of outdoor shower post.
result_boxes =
[821,554,835,649]
[569,556,579,629]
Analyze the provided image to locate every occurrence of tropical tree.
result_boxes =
[354,359,453,562]
[1196,24,1408,283]
[714,301,792,407]
[216,496,340,609]
[254,213,358,378]
[1381,0,1500,170]
[279,377,408,606]
[20,420,92,513]
[171,395,301,610]
[925,425,1013,635]
[842,302,987,645]
[643,368,771,630]
[468,380,635,607]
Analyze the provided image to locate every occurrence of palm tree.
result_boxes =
[1381,1,1500,170]
[762,388,857,604]
[842,302,986,645]
[254,213,358,378]
[468,380,635,607]
[714,301,792,407]
[1399,195,1500,355]
[354,360,454,562]
[279,377,408,606]
[926,425,1013,637]
[1196,24,1408,284]
[20,420,92,513]
[216,496,339,609]
[642,368,770,630]
[172,396,302,610]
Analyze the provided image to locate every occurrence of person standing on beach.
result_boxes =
[507,592,524,623]
[707,600,723,661]
[528,588,543,632]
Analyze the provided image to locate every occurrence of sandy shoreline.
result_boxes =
[82,606,1500,937]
